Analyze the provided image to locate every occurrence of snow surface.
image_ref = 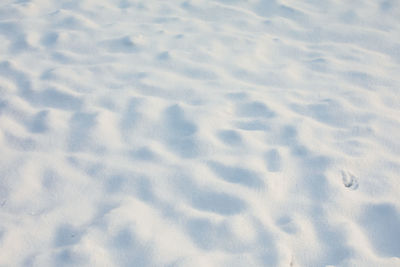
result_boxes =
[1,0,400,266]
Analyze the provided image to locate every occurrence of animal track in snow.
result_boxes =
[341,170,358,190]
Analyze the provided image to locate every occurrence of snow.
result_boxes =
[1,0,400,266]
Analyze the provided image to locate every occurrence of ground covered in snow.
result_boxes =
[1,0,400,266]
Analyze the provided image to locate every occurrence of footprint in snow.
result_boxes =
[341,170,358,190]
